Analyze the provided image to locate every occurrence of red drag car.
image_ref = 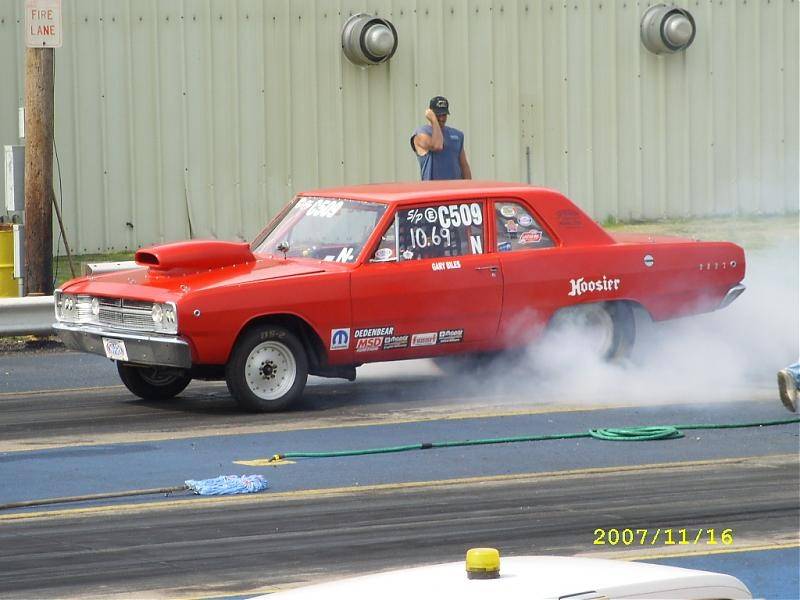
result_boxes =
[54,181,745,411]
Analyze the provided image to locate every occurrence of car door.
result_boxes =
[349,199,503,359]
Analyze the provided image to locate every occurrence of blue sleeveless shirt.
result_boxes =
[410,124,464,180]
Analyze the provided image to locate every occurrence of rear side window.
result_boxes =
[494,201,554,252]
[373,201,485,262]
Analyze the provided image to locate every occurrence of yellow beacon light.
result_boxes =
[465,547,500,580]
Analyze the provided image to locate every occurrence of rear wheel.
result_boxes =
[117,363,192,400]
[546,301,635,360]
[225,325,308,412]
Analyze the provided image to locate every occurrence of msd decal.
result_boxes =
[330,328,350,350]
[356,337,383,352]
[568,276,621,297]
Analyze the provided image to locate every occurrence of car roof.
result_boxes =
[298,180,552,205]
[257,556,752,599]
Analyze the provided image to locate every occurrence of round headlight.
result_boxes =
[163,304,176,324]
[151,303,163,324]
[91,297,100,316]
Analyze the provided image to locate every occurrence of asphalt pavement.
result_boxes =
[0,348,798,599]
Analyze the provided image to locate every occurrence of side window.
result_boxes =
[372,216,399,262]
[397,202,485,261]
[494,201,554,252]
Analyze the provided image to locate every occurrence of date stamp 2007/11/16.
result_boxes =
[593,528,734,546]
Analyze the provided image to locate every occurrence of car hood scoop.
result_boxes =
[135,240,256,272]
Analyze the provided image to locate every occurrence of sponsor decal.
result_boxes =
[354,326,395,338]
[383,335,409,350]
[330,328,350,350]
[518,229,543,245]
[517,214,533,227]
[643,254,654,267]
[356,337,383,352]
[411,332,438,347]
[431,260,461,271]
[498,241,512,252]
[556,209,582,228]
[504,219,519,233]
[425,207,438,223]
[567,276,621,297]
[402,250,414,260]
[298,197,344,219]
[438,329,463,344]
[375,247,394,261]
[500,205,516,218]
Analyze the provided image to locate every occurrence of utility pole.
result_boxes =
[23,47,55,296]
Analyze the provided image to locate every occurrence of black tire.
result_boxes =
[116,363,192,401]
[546,301,635,361]
[225,325,308,412]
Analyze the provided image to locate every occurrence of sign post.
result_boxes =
[23,0,61,295]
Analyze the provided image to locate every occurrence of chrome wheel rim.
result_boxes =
[244,341,297,400]
[551,304,615,358]
[577,304,615,357]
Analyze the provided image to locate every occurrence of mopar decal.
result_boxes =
[383,335,409,350]
[330,328,350,350]
[568,276,621,297]
[438,329,463,344]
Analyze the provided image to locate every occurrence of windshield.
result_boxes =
[254,196,387,263]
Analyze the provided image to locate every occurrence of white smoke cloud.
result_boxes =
[353,237,798,408]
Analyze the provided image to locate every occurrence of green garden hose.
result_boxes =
[268,416,800,462]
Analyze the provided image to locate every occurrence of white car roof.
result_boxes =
[257,556,751,600]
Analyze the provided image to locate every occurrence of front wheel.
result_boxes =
[117,363,192,400]
[546,301,635,360]
[225,325,308,412]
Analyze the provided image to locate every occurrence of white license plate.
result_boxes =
[102,337,129,361]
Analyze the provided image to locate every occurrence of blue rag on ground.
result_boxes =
[184,474,268,496]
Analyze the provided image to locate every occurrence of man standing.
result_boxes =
[411,96,472,180]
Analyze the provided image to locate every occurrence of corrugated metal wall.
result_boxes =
[0,0,797,253]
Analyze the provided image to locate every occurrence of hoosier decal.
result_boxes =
[568,276,621,297]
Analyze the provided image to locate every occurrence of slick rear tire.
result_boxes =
[546,301,635,360]
[225,325,308,412]
[117,363,192,401]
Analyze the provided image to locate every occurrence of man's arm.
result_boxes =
[459,148,472,179]
[413,109,444,155]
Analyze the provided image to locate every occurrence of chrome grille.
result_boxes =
[97,298,156,332]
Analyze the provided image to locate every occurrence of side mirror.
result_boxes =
[276,241,289,259]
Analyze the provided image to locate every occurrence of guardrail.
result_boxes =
[0,295,55,337]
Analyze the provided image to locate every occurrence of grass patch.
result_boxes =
[53,251,135,288]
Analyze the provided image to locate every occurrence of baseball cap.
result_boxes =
[429,96,450,115]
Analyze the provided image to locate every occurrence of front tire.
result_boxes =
[117,363,192,400]
[225,325,308,412]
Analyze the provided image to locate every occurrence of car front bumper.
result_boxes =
[53,322,192,369]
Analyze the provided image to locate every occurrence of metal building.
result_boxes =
[0,0,797,253]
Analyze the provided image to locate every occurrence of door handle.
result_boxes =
[475,265,499,277]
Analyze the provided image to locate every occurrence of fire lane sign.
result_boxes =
[25,0,62,48]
